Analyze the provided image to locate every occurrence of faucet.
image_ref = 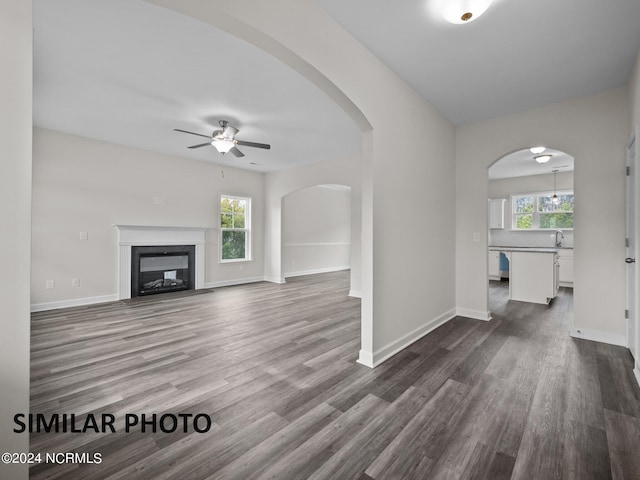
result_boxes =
[555,230,564,247]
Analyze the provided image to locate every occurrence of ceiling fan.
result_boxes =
[174,120,271,157]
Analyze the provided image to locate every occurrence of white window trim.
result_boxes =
[219,194,252,263]
[511,190,574,231]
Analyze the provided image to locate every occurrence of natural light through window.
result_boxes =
[220,195,251,262]
[512,191,574,230]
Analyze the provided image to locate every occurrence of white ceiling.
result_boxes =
[315,0,640,126]
[33,0,362,173]
[488,149,574,180]
[33,0,640,176]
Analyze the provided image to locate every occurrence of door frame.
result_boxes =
[627,126,640,388]
[626,132,637,360]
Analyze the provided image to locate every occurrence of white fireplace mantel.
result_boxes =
[115,225,208,300]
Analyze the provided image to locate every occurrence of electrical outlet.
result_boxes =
[80,231,88,240]
[473,232,481,242]
[153,196,165,205]
[72,278,80,287]
[45,280,55,289]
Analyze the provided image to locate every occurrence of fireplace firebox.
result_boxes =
[131,245,195,297]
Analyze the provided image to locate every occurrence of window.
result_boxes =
[220,195,251,262]
[512,191,574,230]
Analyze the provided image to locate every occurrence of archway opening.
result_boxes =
[487,147,575,316]
[282,184,353,281]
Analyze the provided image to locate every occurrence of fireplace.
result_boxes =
[115,225,207,300]
[131,245,195,297]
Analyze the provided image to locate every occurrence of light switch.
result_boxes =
[80,231,88,240]
[473,232,481,242]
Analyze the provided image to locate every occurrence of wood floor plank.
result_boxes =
[562,419,612,480]
[604,408,640,480]
[27,272,640,479]
[305,386,433,480]
[509,359,569,478]
[364,378,472,479]
[234,394,389,480]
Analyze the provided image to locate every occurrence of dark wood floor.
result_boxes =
[29,273,640,479]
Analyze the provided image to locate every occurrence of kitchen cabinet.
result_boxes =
[558,249,574,287]
[509,250,558,304]
[488,251,500,280]
[488,198,506,229]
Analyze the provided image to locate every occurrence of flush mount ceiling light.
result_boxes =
[530,146,546,154]
[535,154,552,164]
[441,0,493,24]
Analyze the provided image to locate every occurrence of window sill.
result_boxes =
[219,258,253,264]
[509,229,574,232]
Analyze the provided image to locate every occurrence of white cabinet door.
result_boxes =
[488,199,506,229]
[558,249,574,286]
[488,251,500,280]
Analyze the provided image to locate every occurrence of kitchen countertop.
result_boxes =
[489,246,561,253]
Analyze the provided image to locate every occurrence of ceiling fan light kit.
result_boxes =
[441,0,493,24]
[174,120,270,159]
[211,138,234,154]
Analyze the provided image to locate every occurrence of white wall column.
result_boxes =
[0,1,32,478]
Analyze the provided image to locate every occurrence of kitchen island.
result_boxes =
[489,247,559,304]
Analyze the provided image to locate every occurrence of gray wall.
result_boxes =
[283,185,351,277]
[457,87,629,343]
[31,128,266,310]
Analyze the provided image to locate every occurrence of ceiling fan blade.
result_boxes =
[230,147,245,157]
[174,128,211,139]
[188,142,212,149]
[236,140,271,150]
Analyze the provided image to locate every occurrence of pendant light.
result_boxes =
[552,169,559,206]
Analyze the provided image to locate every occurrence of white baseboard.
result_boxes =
[31,294,119,313]
[456,307,492,321]
[204,276,265,289]
[348,289,362,298]
[284,265,350,279]
[32,276,266,312]
[569,327,627,347]
[357,349,374,368]
[365,308,457,368]
[264,276,286,284]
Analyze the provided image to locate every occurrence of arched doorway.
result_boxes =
[487,146,575,317]
[282,184,353,281]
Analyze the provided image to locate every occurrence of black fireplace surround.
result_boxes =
[131,245,195,297]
